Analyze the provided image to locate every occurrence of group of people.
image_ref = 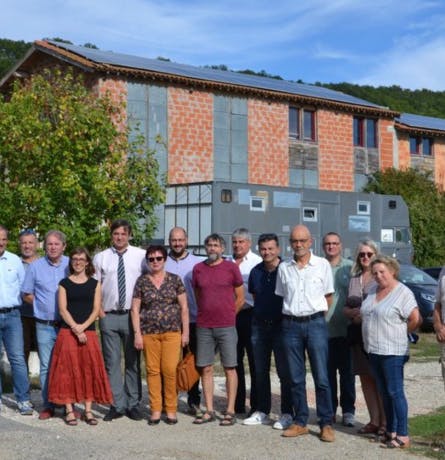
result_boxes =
[0,219,426,449]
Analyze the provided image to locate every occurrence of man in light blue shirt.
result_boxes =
[165,227,202,414]
[0,225,33,415]
[22,230,69,420]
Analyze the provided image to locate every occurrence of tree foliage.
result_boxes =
[0,68,164,251]
[363,168,445,266]
[0,38,31,79]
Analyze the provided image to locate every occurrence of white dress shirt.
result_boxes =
[93,245,146,311]
[275,253,334,316]
[229,250,262,308]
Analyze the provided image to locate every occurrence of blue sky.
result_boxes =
[2,0,445,90]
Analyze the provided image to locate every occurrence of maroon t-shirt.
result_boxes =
[192,259,243,328]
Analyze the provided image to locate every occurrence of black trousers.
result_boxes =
[235,308,256,414]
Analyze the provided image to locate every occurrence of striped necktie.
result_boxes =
[117,252,126,310]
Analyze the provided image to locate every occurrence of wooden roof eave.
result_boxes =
[395,122,445,138]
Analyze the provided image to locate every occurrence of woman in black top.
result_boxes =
[48,247,112,425]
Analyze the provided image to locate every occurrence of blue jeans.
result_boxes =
[251,318,293,415]
[0,309,30,402]
[36,322,58,408]
[328,337,356,415]
[282,314,333,427]
[368,353,409,436]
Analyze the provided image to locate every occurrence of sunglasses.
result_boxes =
[359,252,374,259]
[147,256,164,263]
[19,228,37,237]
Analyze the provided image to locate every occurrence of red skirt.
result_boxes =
[48,328,113,405]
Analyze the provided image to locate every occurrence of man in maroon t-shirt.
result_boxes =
[192,233,244,426]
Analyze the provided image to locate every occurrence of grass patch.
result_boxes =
[410,407,445,458]
[410,331,440,363]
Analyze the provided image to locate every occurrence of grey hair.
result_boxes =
[44,230,67,247]
[232,227,251,241]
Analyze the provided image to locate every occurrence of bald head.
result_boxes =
[290,225,313,262]
[169,227,188,259]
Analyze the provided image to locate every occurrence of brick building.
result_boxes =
[1,40,444,250]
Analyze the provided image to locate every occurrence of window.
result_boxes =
[353,117,377,148]
[410,136,433,155]
[289,107,316,141]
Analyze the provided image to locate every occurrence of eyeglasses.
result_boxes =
[72,257,87,263]
[290,239,309,244]
[359,252,374,259]
[324,242,340,246]
[148,256,164,263]
[19,228,36,237]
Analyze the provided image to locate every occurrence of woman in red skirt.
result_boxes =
[48,247,112,425]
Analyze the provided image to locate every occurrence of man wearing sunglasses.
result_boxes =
[93,219,146,422]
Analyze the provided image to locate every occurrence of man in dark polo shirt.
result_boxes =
[243,233,293,429]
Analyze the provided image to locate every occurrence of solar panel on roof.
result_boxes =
[47,41,383,109]
[398,113,445,131]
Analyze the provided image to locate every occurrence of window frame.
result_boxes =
[409,135,433,156]
[289,107,316,142]
[353,117,377,148]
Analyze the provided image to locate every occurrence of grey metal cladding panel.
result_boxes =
[231,146,247,163]
[398,113,445,131]
[214,95,230,113]
[127,100,148,119]
[231,98,247,115]
[231,129,247,149]
[215,161,230,180]
[148,85,167,104]
[214,128,230,148]
[231,164,248,182]
[231,114,247,131]
[50,41,382,109]
[127,82,147,100]
[214,143,230,162]
[214,112,230,130]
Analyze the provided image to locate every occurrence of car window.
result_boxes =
[399,265,437,285]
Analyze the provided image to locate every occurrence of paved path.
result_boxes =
[0,360,442,459]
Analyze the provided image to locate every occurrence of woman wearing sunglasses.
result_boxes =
[344,239,386,437]
[131,245,189,425]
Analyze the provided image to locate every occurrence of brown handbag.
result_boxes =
[176,347,200,392]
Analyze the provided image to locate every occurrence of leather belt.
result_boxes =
[0,306,19,313]
[35,318,59,327]
[283,311,324,322]
[106,310,129,315]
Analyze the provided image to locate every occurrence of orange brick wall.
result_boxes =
[318,110,354,191]
[397,133,411,170]
[248,99,289,185]
[434,139,445,191]
[168,88,213,184]
[97,77,128,131]
[379,118,395,169]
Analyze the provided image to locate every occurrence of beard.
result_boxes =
[207,253,219,262]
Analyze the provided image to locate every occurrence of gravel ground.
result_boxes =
[0,360,442,460]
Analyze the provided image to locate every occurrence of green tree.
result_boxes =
[0,38,31,78]
[363,168,445,266]
[0,68,164,251]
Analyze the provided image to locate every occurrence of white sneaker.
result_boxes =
[342,412,355,427]
[243,411,268,426]
[273,413,293,430]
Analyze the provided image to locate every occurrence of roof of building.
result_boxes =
[1,40,398,117]
[397,113,445,131]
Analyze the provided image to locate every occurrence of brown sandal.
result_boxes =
[193,410,216,425]
[64,411,78,426]
[220,412,236,426]
[83,411,98,426]
[358,422,378,434]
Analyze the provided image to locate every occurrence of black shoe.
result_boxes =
[103,407,125,422]
[127,407,143,421]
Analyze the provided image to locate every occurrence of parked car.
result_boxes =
[399,264,437,331]
[422,266,443,280]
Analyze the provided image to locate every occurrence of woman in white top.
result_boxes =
[361,255,421,449]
